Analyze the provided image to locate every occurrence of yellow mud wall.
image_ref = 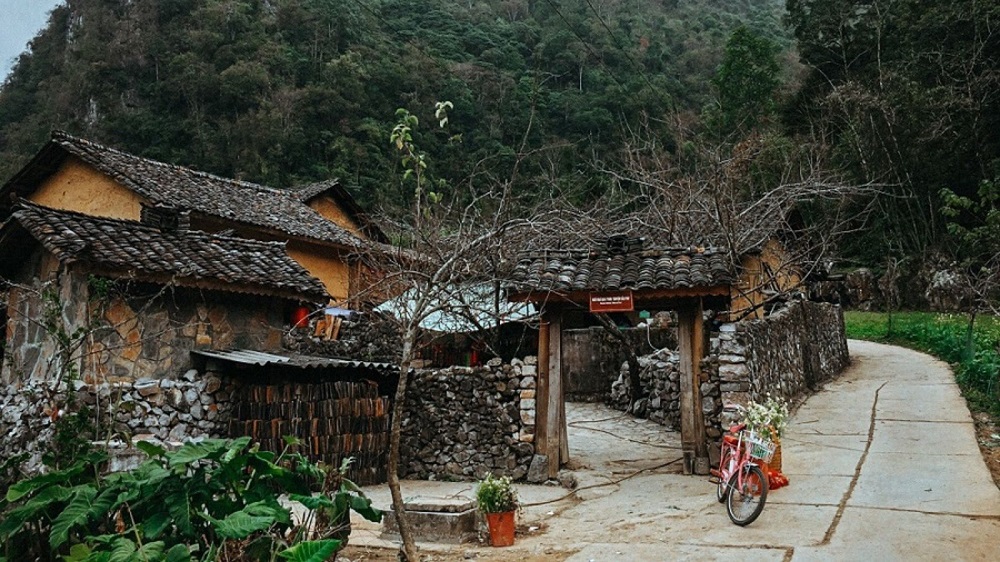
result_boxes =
[308,195,364,237]
[287,241,350,304]
[29,157,144,220]
[729,240,803,321]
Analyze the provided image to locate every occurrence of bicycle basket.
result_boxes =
[746,431,776,463]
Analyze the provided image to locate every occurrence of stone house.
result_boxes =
[0,131,386,305]
[0,200,329,384]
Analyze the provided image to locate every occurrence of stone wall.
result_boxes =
[0,370,234,472]
[608,345,724,439]
[610,300,848,436]
[2,259,286,385]
[720,300,849,410]
[400,357,537,481]
[282,312,402,363]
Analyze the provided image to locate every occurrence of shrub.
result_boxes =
[0,436,381,561]
[475,473,518,514]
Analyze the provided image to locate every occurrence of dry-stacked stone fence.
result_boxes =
[611,300,848,435]
[609,348,723,438]
[229,380,391,485]
[400,357,537,481]
[719,300,849,408]
[0,370,235,473]
[283,313,402,364]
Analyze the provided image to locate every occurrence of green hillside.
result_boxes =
[0,0,789,208]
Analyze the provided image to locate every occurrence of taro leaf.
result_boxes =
[166,440,229,469]
[135,541,166,561]
[349,494,383,523]
[89,486,125,520]
[206,511,275,539]
[0,483,74,539]
[141,510,171,539]
[282,435,303,447]
[6,463,87,501]
[164,544,193,562]
[165,491,193,537]
[289,493,335,511]
[276,540,342,562]
[136,440,166,459]
[61,543,91,562]
[244,499,291,526]
[107,537,136,562]
[50,487,98,548]
[222,437,252,465]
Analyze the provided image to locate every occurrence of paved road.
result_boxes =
[351,340,1000,560]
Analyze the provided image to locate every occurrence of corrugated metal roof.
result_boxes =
[191,349,398,374]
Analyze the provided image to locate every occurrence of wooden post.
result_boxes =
[535,318,550,458]
[546,315,564,478]
[677,299,709,475]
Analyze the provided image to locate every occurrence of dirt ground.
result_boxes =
[973,411,1000,488]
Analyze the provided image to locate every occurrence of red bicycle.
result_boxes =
[711,420,774,526]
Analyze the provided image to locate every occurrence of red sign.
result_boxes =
[589,291,634,313]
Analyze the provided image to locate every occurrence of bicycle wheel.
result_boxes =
[726,464,768,526]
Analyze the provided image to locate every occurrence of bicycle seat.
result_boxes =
[729,423,746,433]
[723,433,739,445]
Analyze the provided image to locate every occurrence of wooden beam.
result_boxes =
[677,299,709,475]
[546,315,563,479]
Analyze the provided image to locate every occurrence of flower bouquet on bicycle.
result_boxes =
[742,395,790,489]
[711,407,777,526]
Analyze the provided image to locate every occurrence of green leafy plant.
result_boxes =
[0,436,381,561]
[742,395,789,438]
[475,473,518,514]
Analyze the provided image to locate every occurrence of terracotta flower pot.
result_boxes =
[485,510,515,547]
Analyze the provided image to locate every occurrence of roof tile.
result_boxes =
[9,202,329,302]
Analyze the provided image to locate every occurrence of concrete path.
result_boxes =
[350,340,1000,560]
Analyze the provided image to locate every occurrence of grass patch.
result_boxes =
[844,311,1000,416]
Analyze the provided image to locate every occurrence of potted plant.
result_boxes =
[742,394,789,473]
[475,473,518,547]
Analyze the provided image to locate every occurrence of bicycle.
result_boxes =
[711,419,774,526]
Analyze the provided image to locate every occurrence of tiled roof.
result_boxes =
[38,132,365,248]
[7,202,329,302]
[508,240,735,294]
[289,178,388,243]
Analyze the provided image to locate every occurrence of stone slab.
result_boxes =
[849,450,1000,516]
[794,507,1000,561]
[400,496,475,513]
[380,503,479,544]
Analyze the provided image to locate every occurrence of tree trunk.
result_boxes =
[594,313,642,405]
[386,335,419,562]
[965,311,977,363]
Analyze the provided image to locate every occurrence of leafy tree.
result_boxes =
[709,25,781,138]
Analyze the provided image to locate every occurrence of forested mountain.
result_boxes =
[3,0,998,277]
[0,0,789,209]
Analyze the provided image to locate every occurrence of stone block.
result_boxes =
[527,454,549,483]
[718,363,748,381]
[135,379,160,397]
[519,389,535,400]
[519,398,535,411]
[519,410,535,425]
[520,364,537,376]
[381,498,477,544]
